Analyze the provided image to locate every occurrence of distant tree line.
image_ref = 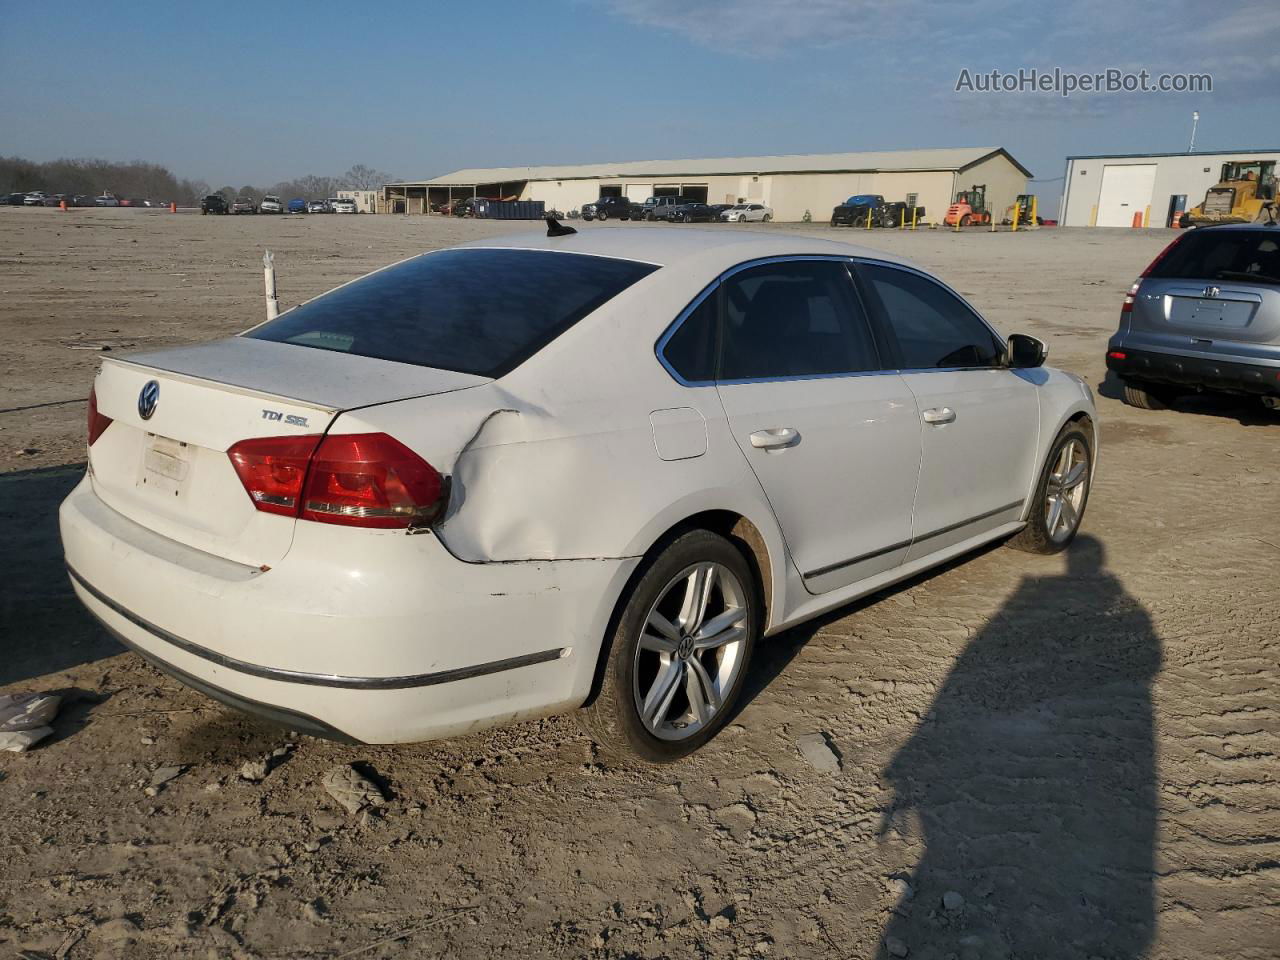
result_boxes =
[0,157,396,206]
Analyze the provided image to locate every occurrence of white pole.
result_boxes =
[1189,111,1199,153]
[263,250,279,321]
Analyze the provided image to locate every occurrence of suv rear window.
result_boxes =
[1149,229,1280,285]
[246,248,659,377]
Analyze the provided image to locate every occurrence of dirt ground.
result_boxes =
[1,208,1277,960]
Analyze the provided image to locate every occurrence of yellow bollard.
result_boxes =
[1089,204,1098,227]
[1030,195,1038,227]
[954,211,961,232]
[866,209,872,230]
[1143,204,1150,227]
[899,208,905,230]
[990,213,997,232]
[1012,203,1021,232]
[911,207,918,230]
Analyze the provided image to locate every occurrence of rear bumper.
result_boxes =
[1106,344,1280,396]
[60,476,636,743]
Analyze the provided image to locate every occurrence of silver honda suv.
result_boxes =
[1106,224,1280,411]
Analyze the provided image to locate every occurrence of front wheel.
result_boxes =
[597,209,608,221]
[580,530,759,762]
[1007,422,1093,554]
[682,213,692,222]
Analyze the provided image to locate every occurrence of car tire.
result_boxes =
[960,214,972,227]
[646,212,655,221]
[598,209,608,221]
[1122,380,1176,410]
[682,213,692,222]
[1007,420,1093,555]
[579,529,760,763]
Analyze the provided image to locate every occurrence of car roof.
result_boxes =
[457,226,918,273]
[1190,222,1280,233]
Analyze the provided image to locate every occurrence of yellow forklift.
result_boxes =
[1181,160,1277,226]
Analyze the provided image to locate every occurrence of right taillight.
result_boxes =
[87,385,113,446]
[227,432,446,529]
[227,435,323,518]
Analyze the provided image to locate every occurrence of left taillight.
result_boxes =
[227,432,446,529]
[87,385,113,446]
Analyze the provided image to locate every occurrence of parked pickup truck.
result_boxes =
[831,195,925,228]
[200,194,229,215]
[635,195,700,221]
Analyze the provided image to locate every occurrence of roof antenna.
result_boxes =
[546,214,577,237]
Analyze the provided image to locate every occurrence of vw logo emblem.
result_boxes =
[1203,285,1220,298]
[137,380,160,421]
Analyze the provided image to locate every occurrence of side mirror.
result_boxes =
[1006,333,1048,369]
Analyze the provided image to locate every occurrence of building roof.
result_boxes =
[1066,148,1280,161]
[392,147,1030,187]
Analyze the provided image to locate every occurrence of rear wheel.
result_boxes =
[580,530,759,762]
[1008,422,1093,554]
[762,213,772,222]
[1122,379,1177,410]
[960,214,972,227]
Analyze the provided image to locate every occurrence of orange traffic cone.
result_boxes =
[60,200,67,211]
[169,202,177,213]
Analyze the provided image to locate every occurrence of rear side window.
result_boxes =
[720,260,879,380]
[858,263,1001,369]
[246,249,658,377]
[1149,230,1280,285]
[661,293,718,382]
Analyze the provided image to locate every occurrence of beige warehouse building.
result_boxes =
[381,147,1031,223]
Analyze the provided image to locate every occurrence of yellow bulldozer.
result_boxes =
[1181,160,1277,227]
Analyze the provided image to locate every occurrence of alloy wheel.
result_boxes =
[1045,438,1088,542]
[632,562,748,741]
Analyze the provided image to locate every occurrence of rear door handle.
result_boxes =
[749,427,800,450]
[922,407,956,425]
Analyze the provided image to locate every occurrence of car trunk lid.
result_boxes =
[88,337,487,566]
[1132,277,1280,354]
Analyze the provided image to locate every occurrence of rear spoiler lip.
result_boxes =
[102,355,342,416]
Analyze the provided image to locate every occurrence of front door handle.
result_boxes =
[749,427,800,450]
[922,407,956,425]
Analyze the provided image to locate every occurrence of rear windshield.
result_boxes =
[1150,229,1280,285]
[245,248,659,377]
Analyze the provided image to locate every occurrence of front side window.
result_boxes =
[247,249,658,377]
[858,263,1001,369]
[719,260,879,380]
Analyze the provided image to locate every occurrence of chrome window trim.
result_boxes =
[654,254,1012,387]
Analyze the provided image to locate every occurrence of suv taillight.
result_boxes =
[87,386,113,446]
[1122,232,1188,314]
[227,432,446,529]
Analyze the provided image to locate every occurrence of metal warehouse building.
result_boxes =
[1061,149,1280,227]
[381,146,1031,223]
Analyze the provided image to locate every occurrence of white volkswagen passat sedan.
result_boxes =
[61,226,1096,760]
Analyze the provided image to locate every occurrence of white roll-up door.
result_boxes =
[1096,164,1157,227]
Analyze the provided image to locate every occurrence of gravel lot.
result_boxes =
[1,208,1277,959]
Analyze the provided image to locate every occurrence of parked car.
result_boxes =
[231,197,257,214]
[41,193,68,207]
[636,195,700,221]
[720,203,772,223]
[330,197,358,214]
[61,230,1095,759]
[4,192,28,205]
[259,195,284,214]
[708,203,735,218]
[1106,223,1280,412]
[669,202,720,223]
[581,196,633,221]
[287,198,307,214]
[95,195,120,207]
[201,194,229,215]
[23,192,47,206]
[306,200,329,214]
[73,195,95,207]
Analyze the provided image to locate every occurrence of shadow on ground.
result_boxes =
[875,535,1160,959]
[1099,370,1278,426]
[0,465,123,688]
